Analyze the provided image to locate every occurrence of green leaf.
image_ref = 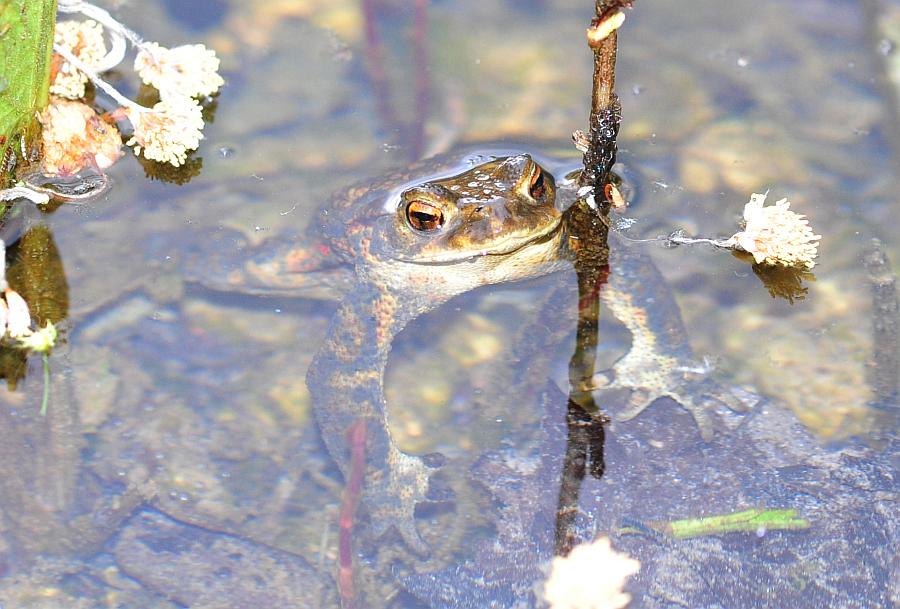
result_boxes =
[0,0,58,181]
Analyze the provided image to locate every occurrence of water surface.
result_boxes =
[0,1,896,607]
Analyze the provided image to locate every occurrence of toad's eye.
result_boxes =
[406,200,444,231]
[529,167,545,199]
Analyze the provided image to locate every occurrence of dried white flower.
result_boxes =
[134,42,224,99]
[51,19,107,99]
[123,97,204,166]
[5,289,33,339]
[40,98,123,174]
[543,537,640,609]
[724,193,821,269]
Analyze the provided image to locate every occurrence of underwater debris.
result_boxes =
[543,536,640,609]
[0,244,58,354]
[572,129,590,153]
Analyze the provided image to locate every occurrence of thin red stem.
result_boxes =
[410,0,430,160]
[337,419,367,609]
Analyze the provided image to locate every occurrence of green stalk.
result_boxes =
[40,351,50,416]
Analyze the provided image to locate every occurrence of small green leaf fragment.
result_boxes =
[621,508,810,539]
[666,508,810,539]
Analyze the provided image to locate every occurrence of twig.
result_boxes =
[577,1,633,191]
[554,198,611,556]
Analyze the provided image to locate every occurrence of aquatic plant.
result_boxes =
[0,0,56,182]
[0,280,58,416]
[38,97,123,174]
[48,2,223,168]
[668,193,821,270]
[723,194,821,268]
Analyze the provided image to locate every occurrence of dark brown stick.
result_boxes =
[578,1,632,191]
[588,31,618,120]
[554,198,611,556]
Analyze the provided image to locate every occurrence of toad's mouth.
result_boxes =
[392,214,564,265]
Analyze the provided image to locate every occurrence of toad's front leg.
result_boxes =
[306,285,438,555]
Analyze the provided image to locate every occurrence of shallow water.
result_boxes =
[0,0,897,607]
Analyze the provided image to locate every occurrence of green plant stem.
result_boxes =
[40,351,50,416]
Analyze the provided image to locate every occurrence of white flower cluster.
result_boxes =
[122,41,223,166]
[724,193,821,269]
[543,537,640,609]
[125,99,205,167]
[135,42,224,99]
[48,3,224,168]
[51,19,106,99]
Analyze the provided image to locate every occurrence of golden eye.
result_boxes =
[406,200,444,231]
[529,167,545,199]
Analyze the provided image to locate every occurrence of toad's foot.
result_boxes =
[591,354,754,441]
[363,446,439,556]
